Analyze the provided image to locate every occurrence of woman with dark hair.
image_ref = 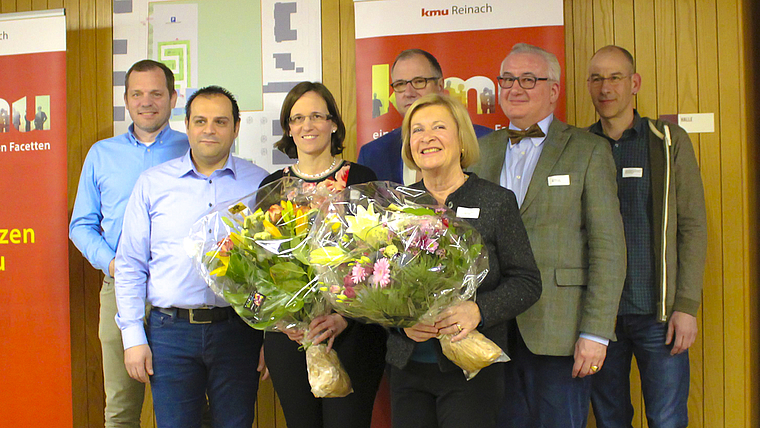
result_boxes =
[260,81,387,428]
[387,93,542,428]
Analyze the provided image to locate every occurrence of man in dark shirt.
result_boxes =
[586,45,707,428]
[357,49,491,184]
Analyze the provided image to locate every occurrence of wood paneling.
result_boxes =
[561,1,757,427]
[3,0,749,427]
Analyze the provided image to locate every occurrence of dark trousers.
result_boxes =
[497,328,591,428]
[264,324,386,428]
[147,309,262,428]
[591,314,690,428]
[390,360,505,428]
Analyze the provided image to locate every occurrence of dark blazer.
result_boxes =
[471,118,626,356]
[358,124,493,184]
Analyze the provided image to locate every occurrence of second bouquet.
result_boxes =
[309,182,504,379]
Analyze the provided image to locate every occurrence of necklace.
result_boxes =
[293,157,339,179]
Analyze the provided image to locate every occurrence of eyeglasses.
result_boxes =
[496,74,550,90]
[390,76,440,93]
[288,112,333,125]
[587,75,631,87]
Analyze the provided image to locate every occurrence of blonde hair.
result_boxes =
[401,93,480,171]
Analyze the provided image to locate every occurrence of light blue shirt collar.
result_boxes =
[126,123,175,146]
[177,149,237,179]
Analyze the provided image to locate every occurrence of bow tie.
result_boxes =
[507,124,545,145]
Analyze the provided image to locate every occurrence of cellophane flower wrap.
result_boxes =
[186,175,352,397]
[308,182,489,327]
[309,182,507,379]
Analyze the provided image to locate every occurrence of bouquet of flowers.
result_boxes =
[186,175,352,397]
[309,182,505,378]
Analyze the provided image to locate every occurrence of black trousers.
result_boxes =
[264,323,387,428]
[390,360,505,428]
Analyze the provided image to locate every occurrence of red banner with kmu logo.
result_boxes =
[354,0,565,151]
[0,10,71,426]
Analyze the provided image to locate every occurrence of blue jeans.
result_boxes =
[591,314,690,428]
[498,328,591,428]
[147,309,263,428]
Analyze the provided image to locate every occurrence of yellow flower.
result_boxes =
[253,231,272,240]
[346,204,381,241]
[309,246,348,266]
[229,232,244,247]
[262,218,283,238]
[383,245,399,257]
[209,255,230,276]
[295,208,308,235]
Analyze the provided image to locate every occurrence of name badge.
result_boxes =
[548,175,570,186]
[456,206,480,219]
[622,167,643,178]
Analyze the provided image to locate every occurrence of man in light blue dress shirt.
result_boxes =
[69,60,188,428]
[115,86,268,428]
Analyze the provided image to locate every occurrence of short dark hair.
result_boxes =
[275,82,346,159]
[125,59,175,95]
[592,45,636,74]
[185,86,240,125]
[391,49,443,78]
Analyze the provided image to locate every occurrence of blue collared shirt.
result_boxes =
[115,151,269,349]
[499,114,554,207]
[69,125,189,274]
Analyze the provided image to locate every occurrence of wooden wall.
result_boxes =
[562,1,757,426]
[1,0,749,426]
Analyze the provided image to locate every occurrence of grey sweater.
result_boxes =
[386,173,542,372]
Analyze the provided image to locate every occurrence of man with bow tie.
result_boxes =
[470,43,626,428]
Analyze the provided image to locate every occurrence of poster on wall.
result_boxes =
[113,0,323,172]
[0,9,71,426]
[354,0,565,151]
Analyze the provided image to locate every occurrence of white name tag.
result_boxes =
[456,206,480,219]
[548,175,570,186]
[622,167,643,178]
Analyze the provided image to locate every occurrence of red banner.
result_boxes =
[0,11,71,426]
[356,27,566,150]
[354,0,566,150]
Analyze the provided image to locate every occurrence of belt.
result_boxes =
[154,306,233,324]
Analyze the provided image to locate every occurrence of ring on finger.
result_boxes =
[590,365,599,373]
[456,323,463,333]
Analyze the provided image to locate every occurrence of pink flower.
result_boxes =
[422,237,439,253]
[330,284,342,294]
[371,258,391,288]
[351,264,367,284]
[344,286,356,298]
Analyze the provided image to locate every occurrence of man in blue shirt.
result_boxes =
[116,86,268,427]
[357,49,492,184]
[69,59,188,428]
